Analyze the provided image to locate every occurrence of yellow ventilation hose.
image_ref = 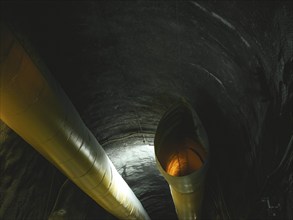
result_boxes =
[154,101,209,220]
[0,23,150,220]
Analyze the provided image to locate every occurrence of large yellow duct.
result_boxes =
[0,23,150,220]
[154,101,209,220]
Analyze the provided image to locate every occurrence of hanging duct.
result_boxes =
[154,101,209,220]
[0,23,150,220]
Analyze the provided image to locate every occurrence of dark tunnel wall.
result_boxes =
[0,1,292,219]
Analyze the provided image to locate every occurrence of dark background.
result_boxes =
[0,1,292,219]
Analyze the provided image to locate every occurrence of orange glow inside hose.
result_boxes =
[164,137,206,176]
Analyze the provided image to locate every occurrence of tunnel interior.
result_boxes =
[0,1,292,220]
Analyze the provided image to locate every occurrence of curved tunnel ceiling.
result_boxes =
[0,1,292,219]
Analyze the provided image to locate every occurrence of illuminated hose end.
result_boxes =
[154,101,209,220]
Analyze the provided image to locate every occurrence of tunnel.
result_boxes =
[0,1,292,220]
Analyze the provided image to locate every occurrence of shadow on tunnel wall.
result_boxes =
[193,89,251,219]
